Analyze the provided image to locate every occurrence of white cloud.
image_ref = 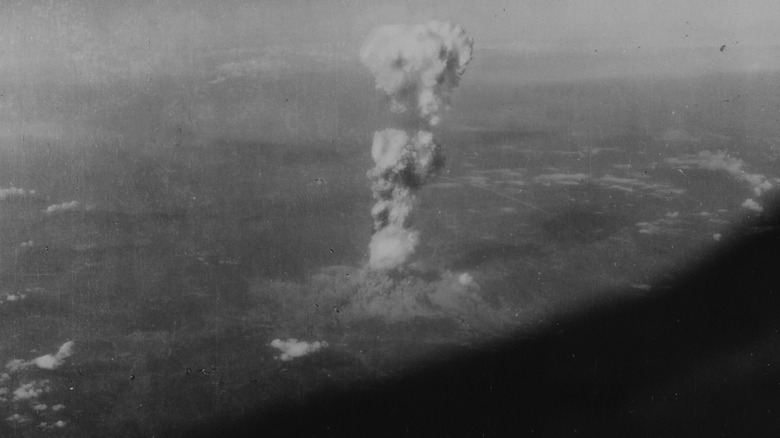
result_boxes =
[666,151,774,198]
[636,222,662,235]
[44,200,80,214]
[458,273,474,286]
[6,359,27,372]
[5,413,28,424]
[636,213,684,236]
[460,169,684,200]
[741,198,764,213]
[0,187,34,200]
[270,338,328,361]
[596,175,685,198]
[12,380,50,401]
[6,341,75,373]
[31,341,75,370]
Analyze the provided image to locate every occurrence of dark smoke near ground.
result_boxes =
[250,266,511,335]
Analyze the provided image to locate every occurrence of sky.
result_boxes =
[1,0,778,79]
[0,0,778,150]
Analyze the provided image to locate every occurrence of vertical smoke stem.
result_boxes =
[361,21,473,271]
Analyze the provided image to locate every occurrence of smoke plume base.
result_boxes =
[251,266,511,336]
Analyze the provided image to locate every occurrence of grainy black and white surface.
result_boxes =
[0,1,779,436]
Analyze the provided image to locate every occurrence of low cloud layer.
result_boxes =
[666,151,777,211]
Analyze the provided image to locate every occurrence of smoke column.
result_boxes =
[360,21,473,271]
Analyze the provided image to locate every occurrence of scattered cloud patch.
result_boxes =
[603,184,635,193]
[32,341,75,370]
[0,187,34,200]
[534,173,589,186]
[4,293,27,302]
[44,200,80,214]
[454,170,528,191]
[13,380,51,401]
[636,222,662,235]
[6,413,29,424]
[595,175,685,198]
[666,150,775,197]
[5,341,75,372]
[270,339,328,361]
[464,168,683,200]
[37,420,68,430]
[458,273,474,286]
[741,198,764,212]
[636,212,684,236]
[6,359,27,372]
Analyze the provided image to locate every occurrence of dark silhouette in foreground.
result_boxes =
[182,202,780,437]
